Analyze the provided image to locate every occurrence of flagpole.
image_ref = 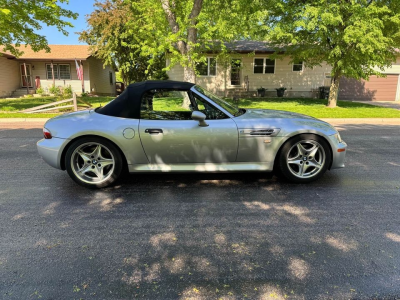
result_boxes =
[80,60,84,93]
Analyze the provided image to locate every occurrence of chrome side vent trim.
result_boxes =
[250,129,276,136]
[239,128,281,137]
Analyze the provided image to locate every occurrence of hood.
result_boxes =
[234,109,337,137]
[239,109,317,120]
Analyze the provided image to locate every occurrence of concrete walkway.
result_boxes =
[350,100,400,110]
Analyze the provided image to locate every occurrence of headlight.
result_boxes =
[334,132,342,143]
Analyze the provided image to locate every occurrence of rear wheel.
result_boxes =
[277,134,331,183]
[65,137,123,188]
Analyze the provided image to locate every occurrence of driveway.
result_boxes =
[0,124,399,299]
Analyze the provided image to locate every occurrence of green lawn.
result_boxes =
[0,96,113,118]
[236,98,400,118]
[1,95,400,118]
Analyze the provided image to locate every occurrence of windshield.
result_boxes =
[193,85,243,117]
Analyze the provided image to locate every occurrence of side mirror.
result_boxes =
[191,111,209,127]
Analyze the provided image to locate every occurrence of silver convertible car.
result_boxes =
[37,80,347,188]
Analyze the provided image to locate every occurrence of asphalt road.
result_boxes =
[0,123,399,300]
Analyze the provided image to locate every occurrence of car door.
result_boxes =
[138,89,238,164]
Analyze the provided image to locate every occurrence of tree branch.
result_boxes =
[160,0,179,34]
[160,0,187,54]
[187,0,203,45]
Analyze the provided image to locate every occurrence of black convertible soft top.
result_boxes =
[97,80,195,119]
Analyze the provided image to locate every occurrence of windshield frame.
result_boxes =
[191,85,243,117]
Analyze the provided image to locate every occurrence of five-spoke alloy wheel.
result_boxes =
[277,134,331,183]
[65,137,123,188]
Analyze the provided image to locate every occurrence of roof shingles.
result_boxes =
[2,44,91,60]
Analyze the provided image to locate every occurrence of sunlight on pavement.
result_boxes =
[150,232,177,250]
[326,235,358,252]
[244,201,271,210]
[288,257,310,280]
[385,232,400,242]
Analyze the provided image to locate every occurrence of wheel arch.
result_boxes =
[60,134,128,171]
[273,132,334,171]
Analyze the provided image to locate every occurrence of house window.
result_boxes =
[254,58,264,74]
[46,64,59,80]
[293,60,303,72]
[196,57,216,76]
[265,59,275,74]
[254,58,275,74]
[59,64,71,79]
[109,71,113,85]
[46,63,71,79]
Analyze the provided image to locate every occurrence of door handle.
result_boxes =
[145,128,163,134]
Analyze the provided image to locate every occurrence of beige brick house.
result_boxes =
[167,41,400,101]
[0,45,116,98]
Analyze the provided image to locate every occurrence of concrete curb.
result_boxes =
[1,118,400,126]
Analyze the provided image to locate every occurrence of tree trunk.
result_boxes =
[181,66,195,109]
[161,0,203,109]
[183,65,196,83]
[224,67,227,97]
[327,74,340,108]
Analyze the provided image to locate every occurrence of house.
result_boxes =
[0,45,116,98]
[166,41,400,101]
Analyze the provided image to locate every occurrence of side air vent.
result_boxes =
[239,128,281,137]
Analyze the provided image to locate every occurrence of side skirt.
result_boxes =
[128,162,274,173]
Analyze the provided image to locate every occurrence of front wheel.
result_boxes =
[65,137,123,188]
[277,134,331,183]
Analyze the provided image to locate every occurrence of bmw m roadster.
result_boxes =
[37,80,347,188]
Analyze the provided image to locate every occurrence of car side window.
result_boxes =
[140,89,194,120]
[140,88,229,120]
[191,93,229,120]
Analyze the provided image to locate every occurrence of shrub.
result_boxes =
[63,85,73,97]
[49,85,60,95]
[36,87,44,95]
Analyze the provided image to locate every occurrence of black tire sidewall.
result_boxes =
[65,137,123,189]
[278,134,332,183]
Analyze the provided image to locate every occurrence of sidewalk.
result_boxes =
[349,101,400,110]
[321,118,400,125]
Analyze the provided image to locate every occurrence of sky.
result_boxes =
[37,0,96,45]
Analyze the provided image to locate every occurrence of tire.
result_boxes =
[65,137,124,189]
[277,134,331,183]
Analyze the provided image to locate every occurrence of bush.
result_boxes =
[49,85,60,95]
[63,85,73,98]
[36,87,44,95]
[81,92,88,97]
[151,70,169,80]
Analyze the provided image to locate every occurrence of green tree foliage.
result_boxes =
[0,0,77,56]
[265,0,400,107]
[79,0,168,85]
[128,0,267,83]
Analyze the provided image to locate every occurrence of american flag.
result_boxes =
[75,59,83,81]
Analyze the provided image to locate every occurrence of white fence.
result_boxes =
[20,93,79,114]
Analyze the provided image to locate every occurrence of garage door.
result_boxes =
[339,75,399,101]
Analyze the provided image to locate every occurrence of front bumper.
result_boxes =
[37,138,69,170]
[327,135,347,169]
